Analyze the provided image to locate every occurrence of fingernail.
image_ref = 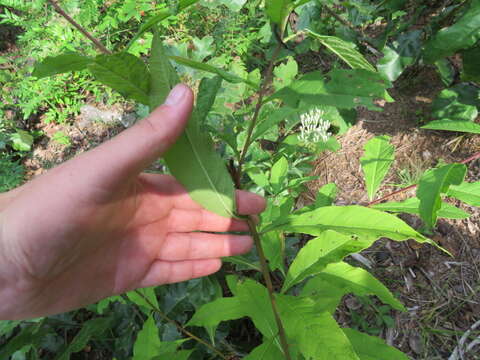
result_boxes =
[164,84,187,106]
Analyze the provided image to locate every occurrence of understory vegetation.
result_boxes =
[1,0,480,359]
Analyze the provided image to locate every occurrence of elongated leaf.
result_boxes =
[262,230,285,273]
[126,0,199,49]
[360,136,395,201]
[149,33,235,217]
[372,197,470,219]
[89,53,150,104]
[270,156,288,192]
[342,328,409,360]
[447,181,480,207]
[163,100,236,216]
[32,53,92,78]
[127,287,159,315]
[307,30,375,72]
[283,230,368,292]
[55,318,112,360]
[224,255,261,271]
[423,1,480,63]
[169,56,257,88]
[187,297,247,328]
[302,262,405,311]
[264,205,431,245]
[421,119,480,134]
[243,338,284,360]
[417,164,467,231]
[277,295,360,360]
[271,70,390,111]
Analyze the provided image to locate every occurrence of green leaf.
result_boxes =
[423,1,480,63]
[417,164,467,231]
[169,55,257,88]
[273,57,298,91]
[224,255,261,271]
[187,297,247,328]
[372,197,470,219]
[360,136,395,201]
[377,30,422,81]
[265,0,294,36]
[149,28,178,109]
[264,205,432,245]
[0,324,47,359]
[271,70,390,111]
[421,119,480,134]
[447,181,480,207]
[307,30,376,72]
[302,262,405,311]
[127,287,159,315]
[316,183,337,207]
[435,59,455,86]
[126,0,199,49]
[270,156,288,191]
[163,79,236,217]
[243,338,284,359]
[462,46,480,82]
[262,230,285,273]
[277,295,360,360]
[283,230,374,292]
[342,328,409,360]
[10,130,33,152]
[55,318,112,360]
[89,53,150,104]
[32,53,92,78]
[431,87,478,122]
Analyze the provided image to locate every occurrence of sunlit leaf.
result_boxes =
[447,181,480,207]
[32,53,92,78]
[421,119,480,134]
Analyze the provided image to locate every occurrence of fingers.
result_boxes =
[139,259,222,288]
[77,85,194,189]
[236,190,266,215]
[168,208,249,232]
[158,233,252,261]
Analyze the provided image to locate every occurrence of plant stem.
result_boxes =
[133,290,229,360]
[246,218,292,360]
[368,151,480,206]
[236,42,283,183]
[46,0,112,55]
[234,41,292,360]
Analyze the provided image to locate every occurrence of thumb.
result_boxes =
[79,84,194,185]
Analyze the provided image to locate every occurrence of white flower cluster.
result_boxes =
[298,108,331,144]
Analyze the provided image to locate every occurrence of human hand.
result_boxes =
[0,84,265,320]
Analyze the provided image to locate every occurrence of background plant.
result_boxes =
[1,0,480,359]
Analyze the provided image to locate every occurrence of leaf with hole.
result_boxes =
[360,136,395,201]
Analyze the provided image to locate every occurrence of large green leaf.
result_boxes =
[377,30,422,81]
[423,1,480,63]
[265,0,294,36]
[283,230,374,292]
[127,287,159,315]
[270,156,288,193]
[431,87,478,122]
[360,136,395,201]
[149,32,235,217]
[462,46,480,82]
[163,80,236,217]
[126,0,199,49]
[421,119,480,134]
[417,164,467,231]
[32,52,92,78]
[277,295,360,360]
[342,328,409,360]
[55,318,112,360]
[169,55,258,88]
[264,205,432,245]
[307,30,375,72]
[447,181,480,207]
[262,230,286,273]
[89,53,150,104]
[302,262,405,311]
[372,197,470,219]
[271,70,390,111]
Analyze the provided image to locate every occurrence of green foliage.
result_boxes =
[417,164,467,232]
[32,53,92,78]
[360,136,395,201]
[447,181,480,207]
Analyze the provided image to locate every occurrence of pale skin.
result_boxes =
[0,84,265,320]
